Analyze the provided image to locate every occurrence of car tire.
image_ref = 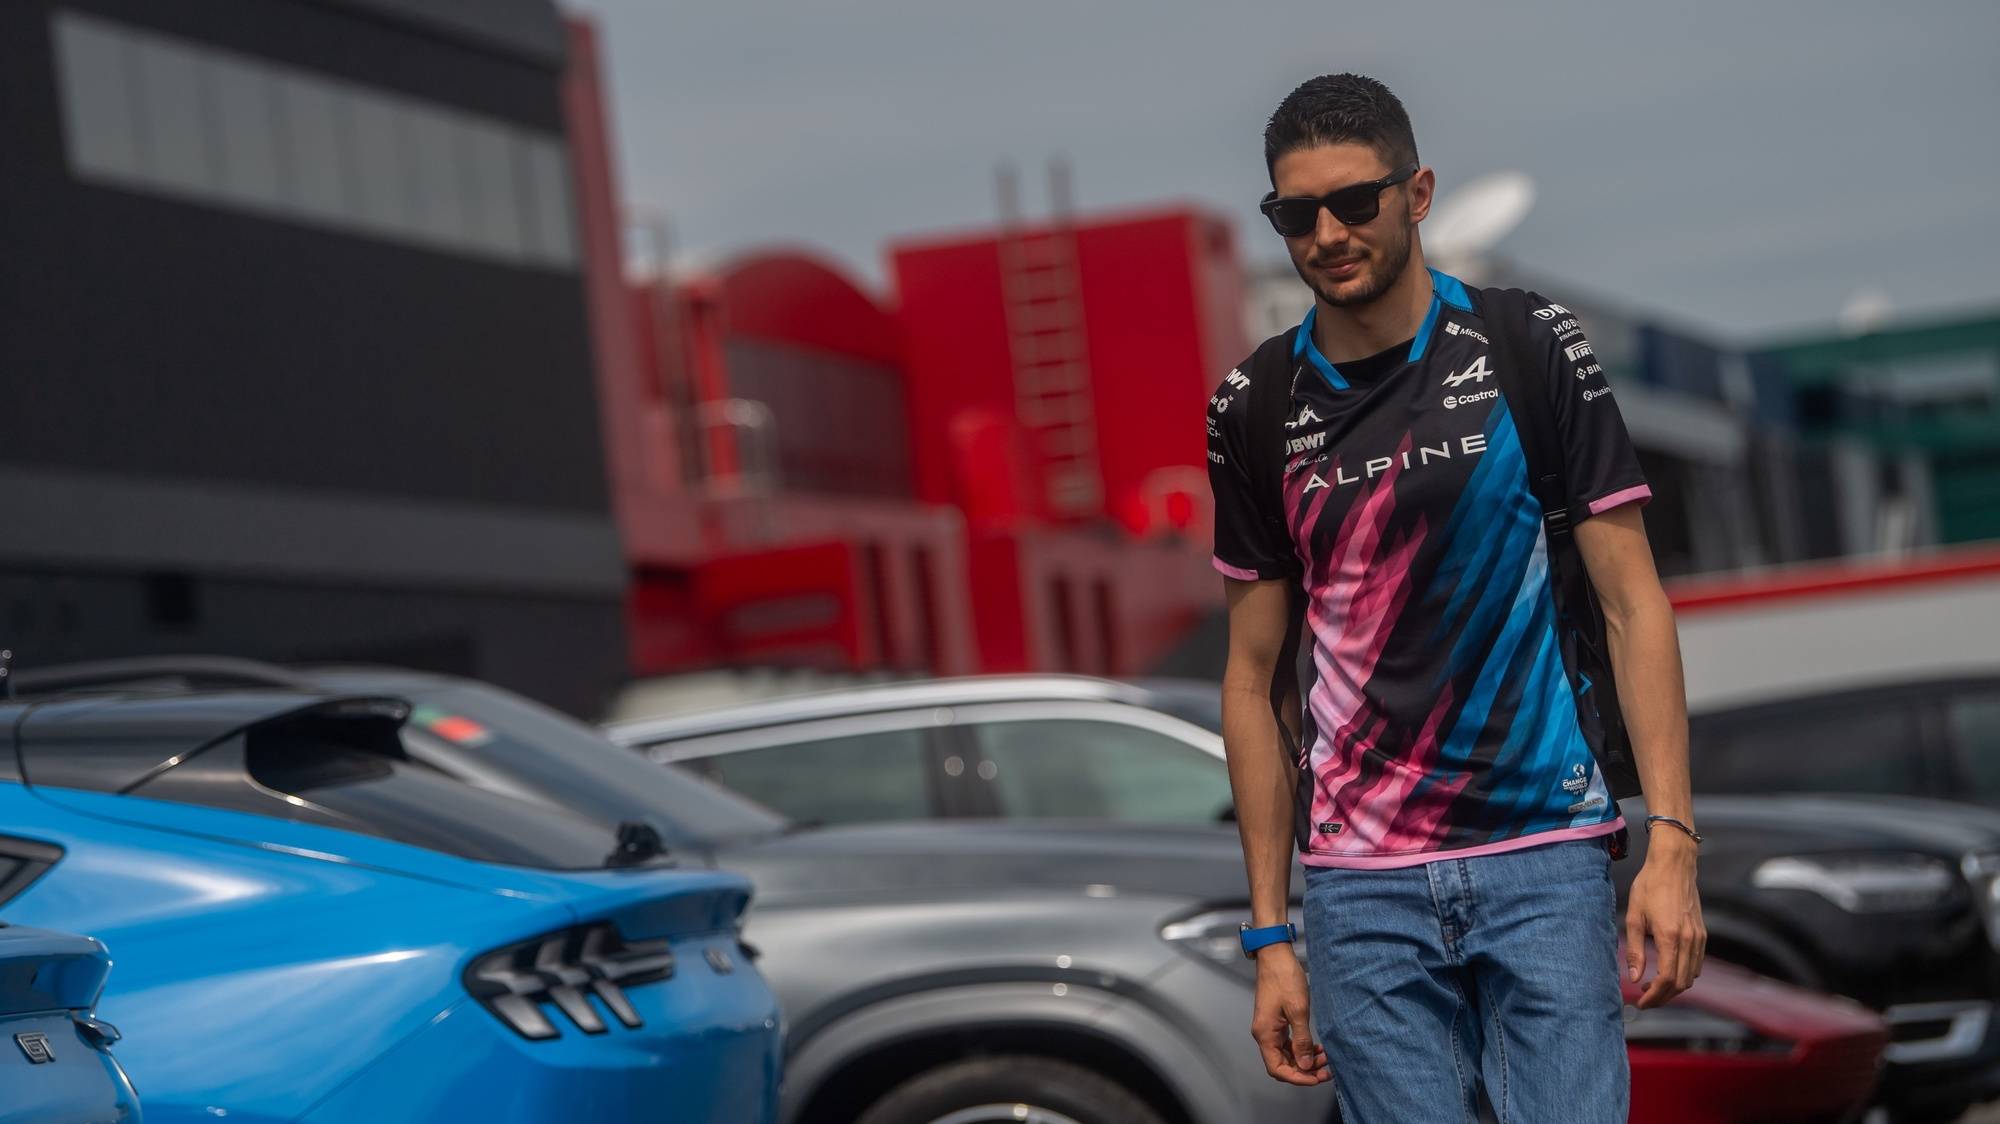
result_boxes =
[853,1055,1167,1124]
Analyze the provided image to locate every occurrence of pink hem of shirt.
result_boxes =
[1586,484,1652,516]
[1299,816,1625,870]
[1212,555,1262,581]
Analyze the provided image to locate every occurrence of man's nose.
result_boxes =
[1313,204,1348,251]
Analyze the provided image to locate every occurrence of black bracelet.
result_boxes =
[1644,814,1702,846]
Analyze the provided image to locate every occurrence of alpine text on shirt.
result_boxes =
[1207,270,1651,869]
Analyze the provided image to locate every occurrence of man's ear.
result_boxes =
[1407,166,1436,224]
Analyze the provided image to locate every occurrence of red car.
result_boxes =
[1627,955,1887,1123]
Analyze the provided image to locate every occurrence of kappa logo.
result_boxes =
[1442,356,1493,387]
[1285,404,1324,430]
[1561,763,1591,796]
[1316,822,1344,835]
[1564,341,1594,363]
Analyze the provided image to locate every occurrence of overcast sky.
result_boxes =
[565,0,1999,342]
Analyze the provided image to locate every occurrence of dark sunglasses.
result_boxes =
[1259,163,1419,237]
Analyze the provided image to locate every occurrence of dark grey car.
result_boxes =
[707,819,1332,1124]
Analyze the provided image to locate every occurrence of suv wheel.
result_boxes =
[854,1055,1167,1124]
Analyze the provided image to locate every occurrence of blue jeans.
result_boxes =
[1301,838,1628,1124]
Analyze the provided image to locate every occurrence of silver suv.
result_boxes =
[610,677,1332,1124]
[610,675,1235,832]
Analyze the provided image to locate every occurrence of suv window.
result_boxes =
[1691,699,1926,797]
[1947,691,2000,803]
[679,728,933,826]
[966,718,1231,825]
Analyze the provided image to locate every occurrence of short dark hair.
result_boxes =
[1264,74,1418,181]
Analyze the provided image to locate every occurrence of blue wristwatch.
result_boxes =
[1239,922,1297,959]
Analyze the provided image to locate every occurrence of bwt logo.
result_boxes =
[1223,368,1251,391]
[1286,430,1327,455]
[1444,388,1498,410]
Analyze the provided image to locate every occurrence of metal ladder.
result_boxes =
[997,159,1102,519]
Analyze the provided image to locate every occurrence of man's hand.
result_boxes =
[1625,830,1706,1008]
[1251,946,1332,1085]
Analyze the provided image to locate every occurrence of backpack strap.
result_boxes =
[1482,287,1644,804]
[1483,288,1570,542]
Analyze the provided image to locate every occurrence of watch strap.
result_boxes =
[1239,922,1297,959]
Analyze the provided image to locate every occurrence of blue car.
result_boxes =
[0,922,140,1123]
[0,669,782,1124]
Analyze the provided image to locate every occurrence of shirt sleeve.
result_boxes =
[1527,293,1651,520]
[1205,365,1300,581]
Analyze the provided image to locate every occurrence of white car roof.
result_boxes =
[604,673,1161,745]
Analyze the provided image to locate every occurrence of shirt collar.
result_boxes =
[1293,268,1473,391]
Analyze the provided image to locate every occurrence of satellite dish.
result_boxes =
[1425,171,1537,266]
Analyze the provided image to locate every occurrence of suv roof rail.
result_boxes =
[10,656,320,696]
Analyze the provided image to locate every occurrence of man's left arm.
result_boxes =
[1574,505,1705,1009]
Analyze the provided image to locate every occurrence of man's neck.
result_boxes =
[1311,254,1433,364]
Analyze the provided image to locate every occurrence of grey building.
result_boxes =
[0,0,627,715]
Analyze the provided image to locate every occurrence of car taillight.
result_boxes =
[464,923,675,1040]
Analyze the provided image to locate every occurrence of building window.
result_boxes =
[49,9,578,269]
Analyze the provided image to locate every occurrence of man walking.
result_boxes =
[1206,74,1703,1123]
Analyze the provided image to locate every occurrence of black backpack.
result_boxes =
[1242,292,1643,804]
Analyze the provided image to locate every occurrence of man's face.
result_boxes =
[1271,142,1432,310]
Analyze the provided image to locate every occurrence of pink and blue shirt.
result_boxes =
[1206,270,1650,869]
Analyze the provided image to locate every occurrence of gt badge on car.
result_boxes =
[16,1031,54,1064]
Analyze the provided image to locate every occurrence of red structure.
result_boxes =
[891,209,1247,535]
[566,18,1240,682]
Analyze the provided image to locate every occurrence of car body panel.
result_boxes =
[0,925,140,1124]
[300,993,777,1124]
[607,674,1160,746]
[1625,958,1886,1123]
[0,781,779,1122]
[1616,789,2000,1114]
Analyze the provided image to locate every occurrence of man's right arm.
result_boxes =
[1222,574,1329,1087]
[1221,575,1301,935]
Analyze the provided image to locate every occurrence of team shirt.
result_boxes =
[1207,269,1651,869]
